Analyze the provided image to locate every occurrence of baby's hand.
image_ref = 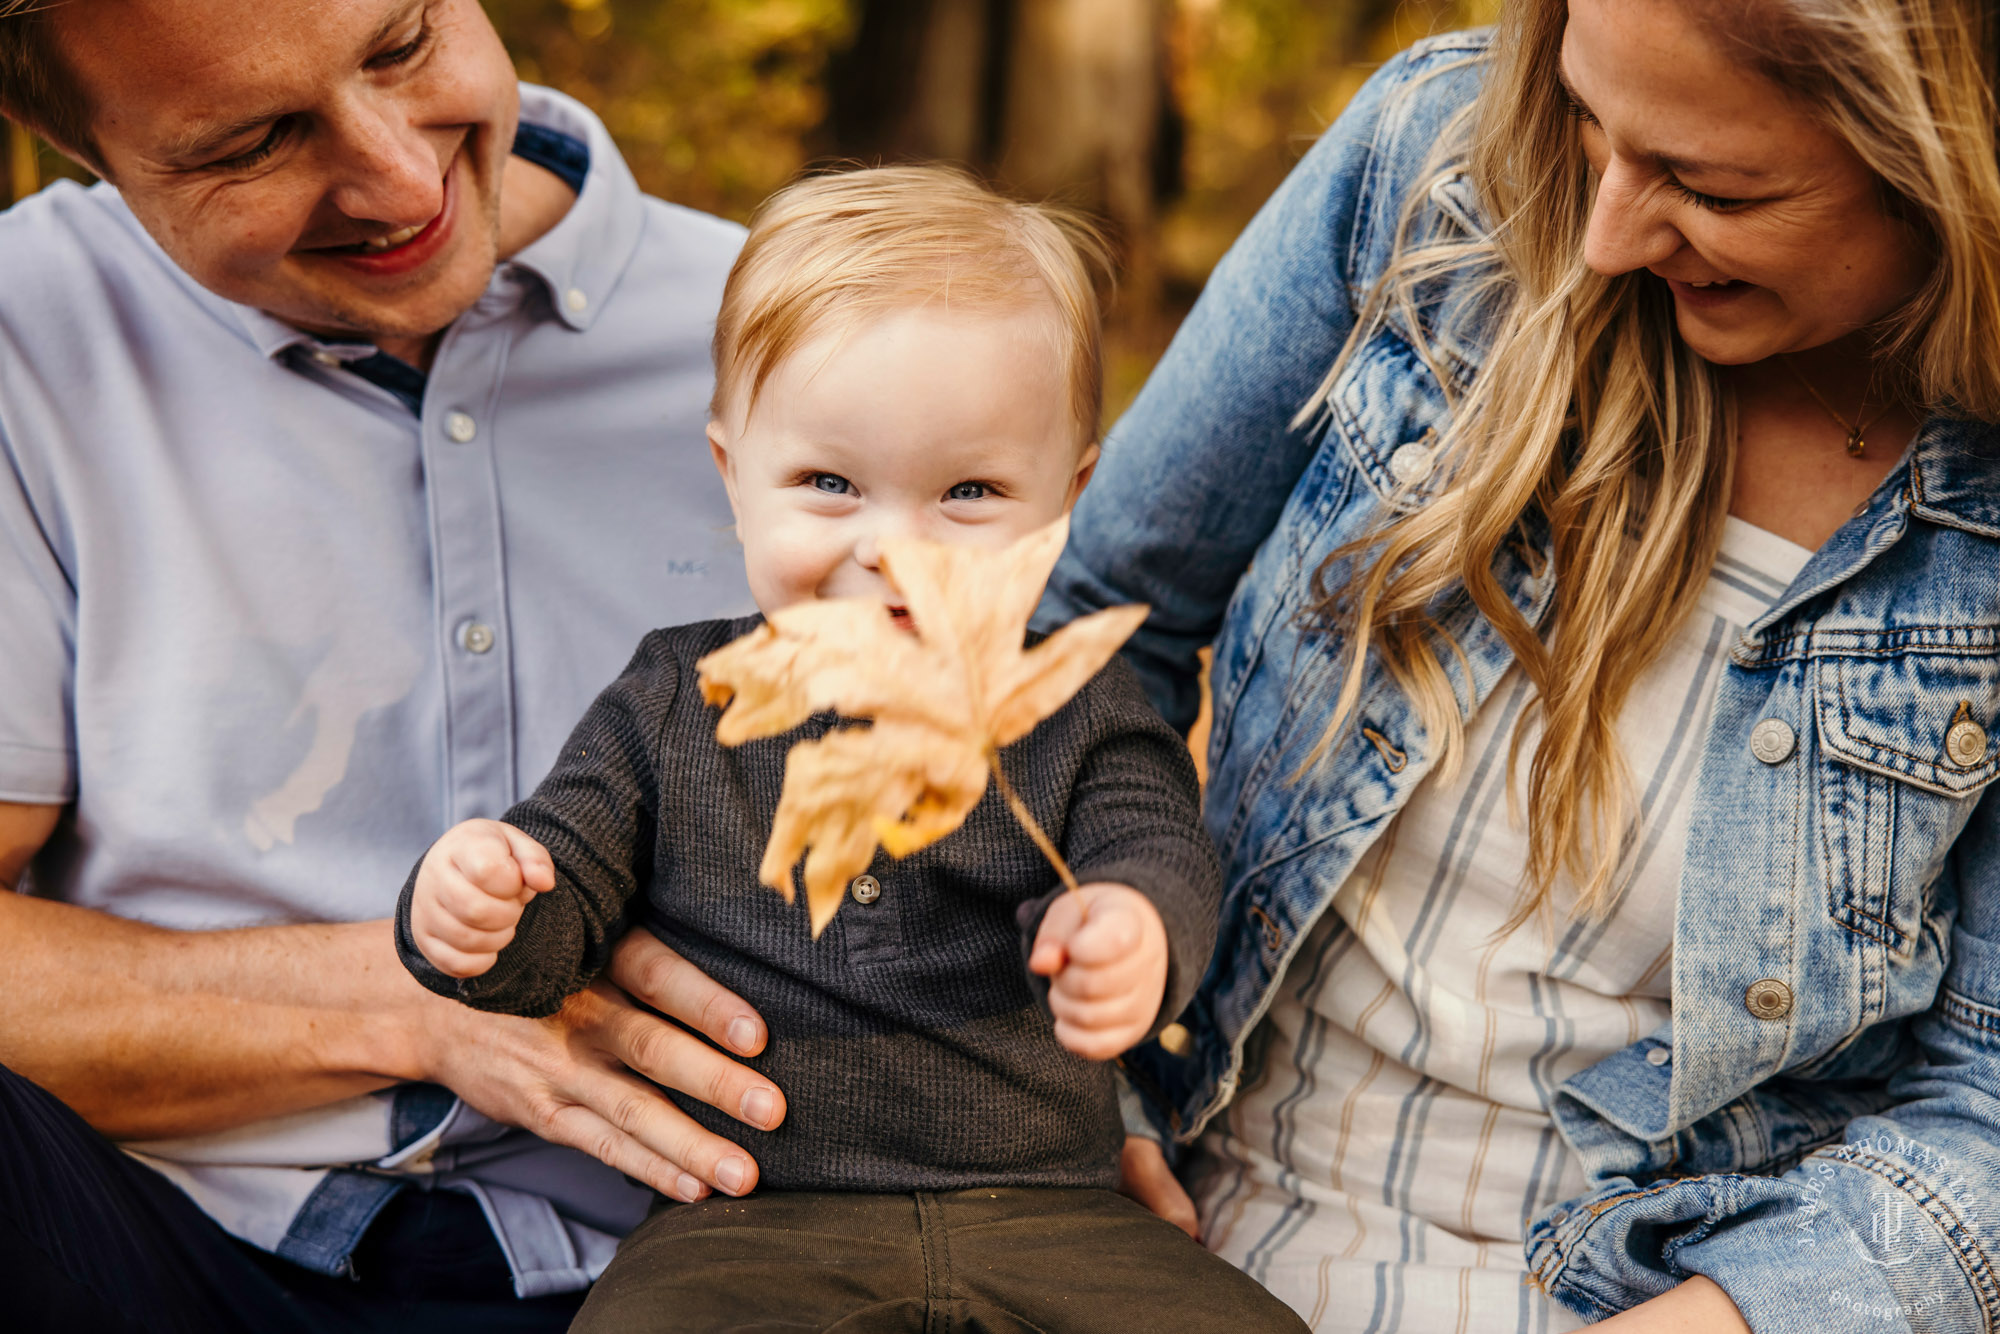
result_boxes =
[1027,883,1169,1061]
[409,819,556,978]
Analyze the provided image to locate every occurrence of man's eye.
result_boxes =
[371,21,433,69]
[213,120,292,171]
[809,473,852,495]
[946,481,990,502]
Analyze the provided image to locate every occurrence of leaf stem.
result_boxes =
[986,748,1080,894]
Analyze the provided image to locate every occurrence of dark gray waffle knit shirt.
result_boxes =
[395,615,1220,1192]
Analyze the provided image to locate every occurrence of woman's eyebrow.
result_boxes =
[1556,60,1768,181]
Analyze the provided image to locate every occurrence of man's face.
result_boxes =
[58,0,519,342]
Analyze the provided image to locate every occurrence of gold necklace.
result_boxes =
[1779,354,1892,458]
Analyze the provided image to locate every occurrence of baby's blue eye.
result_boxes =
[810,473,852,495]
[946,481,989,502]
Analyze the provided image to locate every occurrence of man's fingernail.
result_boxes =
[716,1157,750,1194]
[742,1086,776,1128]
[727,1017,759,1053]
[675,1173,703,1201]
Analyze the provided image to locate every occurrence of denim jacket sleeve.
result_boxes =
[1035,46,1435,734]
[1529,780,2000,1333]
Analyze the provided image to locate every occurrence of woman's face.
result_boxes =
[1561,0,1930,365]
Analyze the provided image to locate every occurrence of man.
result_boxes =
[0,0,790,1328]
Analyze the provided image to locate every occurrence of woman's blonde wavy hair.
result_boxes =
[1305,0,2000,932]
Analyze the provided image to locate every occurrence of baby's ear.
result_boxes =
[707,423,743,533]
[1065,442,1102,510]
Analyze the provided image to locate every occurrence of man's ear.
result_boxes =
[1063,442,1101,512]
[707,421,743,537]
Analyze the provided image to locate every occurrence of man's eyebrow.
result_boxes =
[1555,60,1767,181]
[156,0,429,165]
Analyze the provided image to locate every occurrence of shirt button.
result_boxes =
[460,622,496,655]
[1946,715,1988,768]
[849,874,881,905]
[1158,1022,1193,1056]
[1749,718,1796,765]
[1744,978,1794,1020]
[1645,1046,1671,1067]
[1388,440,1435,486]
[565,287,589,314]
[445,411,477,444]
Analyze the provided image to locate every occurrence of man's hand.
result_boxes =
[407,929,785,1202]
[1026,882,1169,1060]
[1120,1134,1199,1238]
[408,819,555,977]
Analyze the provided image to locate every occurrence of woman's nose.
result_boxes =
[1581,157,1682,278]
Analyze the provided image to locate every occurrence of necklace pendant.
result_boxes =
[1846,430,1866,458]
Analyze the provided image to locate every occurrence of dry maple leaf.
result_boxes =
[696,516,1149,936]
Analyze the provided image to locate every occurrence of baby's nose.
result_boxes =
[853,531,883,571]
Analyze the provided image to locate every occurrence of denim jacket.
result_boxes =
[1040,30,2000,1333]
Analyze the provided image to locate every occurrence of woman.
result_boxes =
[1043,1,2000,1329]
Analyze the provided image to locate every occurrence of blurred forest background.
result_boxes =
[3,0,1497,418]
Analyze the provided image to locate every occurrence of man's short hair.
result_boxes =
[0,0,101,172]
[712,164,1113,448]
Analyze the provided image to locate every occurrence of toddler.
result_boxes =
[395,166,1306,1333]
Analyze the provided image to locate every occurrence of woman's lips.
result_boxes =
[1664,276,1756,310]
[313,160,460,278]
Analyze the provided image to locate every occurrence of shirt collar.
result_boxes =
[1909,413,2000,539]
[223,82,641,358]
[501,83,643,334]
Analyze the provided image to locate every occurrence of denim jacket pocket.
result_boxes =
[1813,645,2000,956]
[1328,329,1455,511]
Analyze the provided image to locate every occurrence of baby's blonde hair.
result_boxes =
[711,165,1112,447]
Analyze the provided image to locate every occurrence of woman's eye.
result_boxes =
[946,481,990,502]
[1669,180,1749,212]
[809,473,852,495]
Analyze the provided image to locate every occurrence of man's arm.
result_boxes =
[0,800,783,1199]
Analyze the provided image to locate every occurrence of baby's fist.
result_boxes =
[1027,883,1169,1061]
[409,819,555,978]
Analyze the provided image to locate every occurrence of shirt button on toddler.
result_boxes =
[849,875,881,905]
[445,411,478,444]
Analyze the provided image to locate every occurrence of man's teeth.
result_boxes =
[1689,279,1735,288]
[363,224,424,251]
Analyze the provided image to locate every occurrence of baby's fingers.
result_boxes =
[498,824,557,895]
[1064,904,1142,967]
[435,870,532,932]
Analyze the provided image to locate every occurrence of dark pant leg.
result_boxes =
[574,1188,1306,1334]
[0,1061,583,1334]
[572,1192,943,1334]
[936,1188,1311,1334]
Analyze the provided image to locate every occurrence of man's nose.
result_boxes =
[1581,158,1682,278]
[323,95,445,228]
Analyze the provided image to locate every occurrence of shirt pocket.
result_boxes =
[1812,646,2000,955]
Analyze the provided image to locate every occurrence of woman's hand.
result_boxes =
[1590,1276,1750,1332]
[405,928,786,1202]
[1119,1134,1200,1238]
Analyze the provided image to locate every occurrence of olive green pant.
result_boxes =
[572,1187,1309,1333]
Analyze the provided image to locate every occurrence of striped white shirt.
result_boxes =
[1193,517,1812,1332]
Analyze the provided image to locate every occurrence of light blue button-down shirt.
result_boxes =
[0,85,753,1295]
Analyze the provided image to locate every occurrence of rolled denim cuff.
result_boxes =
[1526,1156,1987,1334]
